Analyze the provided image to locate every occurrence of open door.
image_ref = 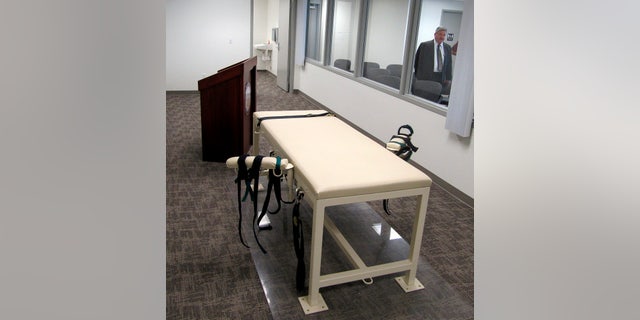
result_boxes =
[276,0,292,91]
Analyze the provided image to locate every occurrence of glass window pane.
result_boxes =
[362,0,410,90]
[411,0,464,105]
[306,0,327,62]
[330,0,362,73]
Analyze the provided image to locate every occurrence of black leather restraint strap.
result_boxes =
[256,111,331,127]
[235,154,268,253]
[383,125,419,215]
[247,156,267,254]
[257,158,279,229]
[235,155,250,248]
[390,134,419,154]
[384,134,417,214]
[258,157,294,225]
[292,191,305,291]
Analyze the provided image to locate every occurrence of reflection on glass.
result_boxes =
[362,0,410,90]
[371,223,403,240]
[411,0,464,105]
[244,82,251,114]
[306,0,327,62]
[331,0,361,73]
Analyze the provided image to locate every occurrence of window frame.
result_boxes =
[304,0,461,116]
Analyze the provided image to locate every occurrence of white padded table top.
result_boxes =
[255,110,431,200]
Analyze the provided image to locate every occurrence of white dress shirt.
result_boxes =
[433,41,444,72]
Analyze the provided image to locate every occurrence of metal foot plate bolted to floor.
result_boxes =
[394,276,425,292]
[298,295,328,314]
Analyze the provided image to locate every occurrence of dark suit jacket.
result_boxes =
[414,40,453,83]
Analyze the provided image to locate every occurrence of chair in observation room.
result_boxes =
[333,59,351,72]
[411,79,442,102]
[373,75,401,89]
[363,62,380,77]
[386,64,403,77]
[364,67,389,80]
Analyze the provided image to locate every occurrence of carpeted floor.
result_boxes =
[166,71,473,319]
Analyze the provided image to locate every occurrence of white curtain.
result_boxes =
[294,0,308,66]
[445,0,473,137]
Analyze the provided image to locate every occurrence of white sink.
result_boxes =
[254,44,272,50]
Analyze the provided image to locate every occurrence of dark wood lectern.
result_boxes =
[198,56,257,162]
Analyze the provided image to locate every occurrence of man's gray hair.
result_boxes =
[435,26,447,33]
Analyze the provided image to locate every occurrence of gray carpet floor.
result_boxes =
[167,71,473,319]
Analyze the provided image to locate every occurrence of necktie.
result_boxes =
[436,44,443,72]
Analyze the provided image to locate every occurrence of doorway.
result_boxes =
[276,0,291,91]
[440,10,462,68]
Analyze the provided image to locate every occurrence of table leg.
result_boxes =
[396,188,430,291]
[298,199,329,314]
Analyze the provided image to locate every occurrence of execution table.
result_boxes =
[252,110,432,314]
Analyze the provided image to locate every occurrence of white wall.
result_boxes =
[332,0,360,65]
[253,0,271,71]
[166,0,251,90]
[267,0,280,76]
[295,63,474,197]
[363,0,410,68]
[254,0,269,44]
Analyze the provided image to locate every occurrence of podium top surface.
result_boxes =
[198,56,257,90]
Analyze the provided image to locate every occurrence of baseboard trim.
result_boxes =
[293,89,473,208]
[166,90,199,95]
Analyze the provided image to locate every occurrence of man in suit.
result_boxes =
[414,26,453,95]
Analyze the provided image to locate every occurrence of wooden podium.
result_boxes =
[198,56,257,162]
